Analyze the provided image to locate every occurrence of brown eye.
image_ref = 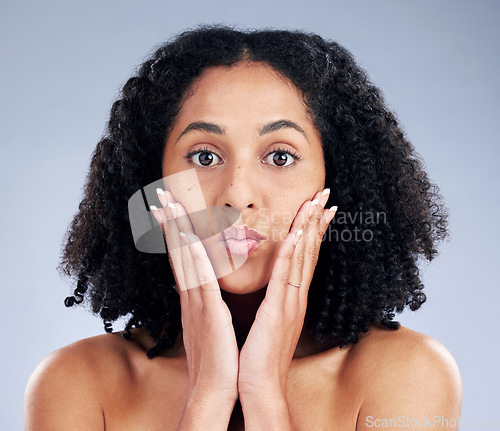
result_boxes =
[185,148,222,167]
[264,149,300,167]
[272,152,288,166]
[196,151,214,166]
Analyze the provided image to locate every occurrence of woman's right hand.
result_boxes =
[151,188,239,409]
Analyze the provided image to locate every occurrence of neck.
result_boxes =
[220,286,268,349]
[220,285,321,357]
[153,285,323,359]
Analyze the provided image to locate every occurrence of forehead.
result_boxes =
[175,62,312,128]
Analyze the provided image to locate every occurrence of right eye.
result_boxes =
[185,147,222,167]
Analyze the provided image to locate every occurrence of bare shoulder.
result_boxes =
[349,324,461,380]
[344,325,463,429]
[348,324,455,364]
[24,332,135,430]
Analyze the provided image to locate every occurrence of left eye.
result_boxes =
[264,150,300,167]
[185,148,222,166]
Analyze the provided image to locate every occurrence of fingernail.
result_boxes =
[309,199,319,217]
[149,205,163,223]
[319,188,330,208]
[179,232,190,246]
[157,188,168,207]
[168,202,177,218]
[293,229,303,246]
[328,206,338,223]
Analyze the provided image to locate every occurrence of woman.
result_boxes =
[24,25,462,430]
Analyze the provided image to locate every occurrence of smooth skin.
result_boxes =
[24,63,462,430]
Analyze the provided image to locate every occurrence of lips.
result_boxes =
[222,225,264,241]
[220,225,264,256]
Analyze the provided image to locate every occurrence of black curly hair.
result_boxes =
[58,24,449,358]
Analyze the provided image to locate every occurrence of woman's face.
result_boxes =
[162,62,325,294]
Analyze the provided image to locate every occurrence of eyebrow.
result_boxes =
[175,119,310,145]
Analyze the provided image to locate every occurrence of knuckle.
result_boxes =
[166,218,177,228]
[191,251,202,263]
[305,248,319,262]
[180,256,191,271]
[312,214,322,224]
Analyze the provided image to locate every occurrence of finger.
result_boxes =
[155,189,189,294]
[284,228,305,310]
[311,188,333,255]
[150,205,164,225]
[157,188,225,312]
[177,232,203,309]
[182,232,223,308]
[318,188,330,210]
[285,201,312,306]
[319,205,338,241]
[306,189,320,216]
[291,190,324,304]
[156,187,169,209]
[159,188,198,248]
[173,200,197,237]
[308,189,324,226]
[300,196,337,306]
[283,195,318,307]
[266,229,301,305]
[288,199,312,232]
[162,188,222,302]
[286,188,331,308]
[151,203,190,318]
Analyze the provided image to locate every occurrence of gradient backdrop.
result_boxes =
[1,1,499,429]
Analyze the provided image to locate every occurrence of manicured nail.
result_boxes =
[328,206,338,224]
[149,205,163,224]
[168,202,177,218]
[309,199,319,217]
[319,188,330,208]
[293,229,303,246]
[179,232,189,246]
[156,188,168,207]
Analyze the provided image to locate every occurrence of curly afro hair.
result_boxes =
[58,24,449,358]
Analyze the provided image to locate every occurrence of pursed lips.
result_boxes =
[219,225,265,256]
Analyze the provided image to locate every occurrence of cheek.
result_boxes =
[263,203,301,240]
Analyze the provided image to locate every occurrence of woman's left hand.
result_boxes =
[238,188,337,400]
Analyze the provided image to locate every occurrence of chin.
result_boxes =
[218,268,269,295]
[201,236,277,294]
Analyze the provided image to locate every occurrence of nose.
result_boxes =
[217,163,262,213]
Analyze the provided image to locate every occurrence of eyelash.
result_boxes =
[184,145,302,167]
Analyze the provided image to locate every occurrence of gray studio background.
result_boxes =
[1,0,498,429]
